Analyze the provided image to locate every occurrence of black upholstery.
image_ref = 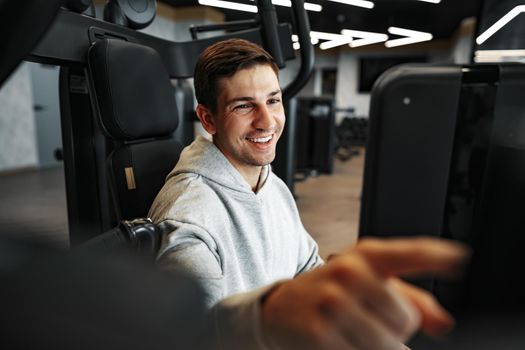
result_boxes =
[88,39,178,140]
[87,39,183,221]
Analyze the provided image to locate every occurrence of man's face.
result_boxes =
[205,64,285,177]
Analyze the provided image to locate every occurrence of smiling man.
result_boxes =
[148,39,468,350]
[149,39,323,309]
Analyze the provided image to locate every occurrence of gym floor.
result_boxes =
[296,149,364,258]
[0,148,365,255]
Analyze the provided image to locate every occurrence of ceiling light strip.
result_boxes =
[416,0,441,4]
[291,35,320,45]
[474,49,525,63]
[319,37,353,50]
[475,49,525,58]
[476,5,525,45]
[310,31,347,41]
[385,27,433,48]
[341,29,388,48]
[248,0,323,12]
[327,0,374,9]
[198,0,257,13]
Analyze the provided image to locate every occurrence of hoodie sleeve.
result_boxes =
[296,225,325,275]
[210,282,285,350]
[157,222,226,309]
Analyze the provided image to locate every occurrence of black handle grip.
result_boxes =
[257,0,285,68]
[283,0,315,101]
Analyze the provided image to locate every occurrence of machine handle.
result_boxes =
[282,0,315,101]
[257,0,285,68]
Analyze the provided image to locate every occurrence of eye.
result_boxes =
[234,103,251,110]
[268,98,281,105]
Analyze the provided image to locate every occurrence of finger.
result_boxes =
[319,283,408,350]
[356,237,470,278]
[389,278,455,338]
[325,255,419,339]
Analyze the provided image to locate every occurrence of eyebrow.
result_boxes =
[226,89,282,105]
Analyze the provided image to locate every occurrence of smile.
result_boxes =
[246,135,273,143]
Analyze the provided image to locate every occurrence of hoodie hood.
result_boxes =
[167,136,269,194]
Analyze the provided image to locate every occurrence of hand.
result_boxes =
[261,237,469,350]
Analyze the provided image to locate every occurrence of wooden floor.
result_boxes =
[0,150,366,255]
[295,149,365,259]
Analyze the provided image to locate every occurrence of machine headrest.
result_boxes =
[88,39,178,140]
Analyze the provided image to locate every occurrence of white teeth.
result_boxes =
[248,135,273,143]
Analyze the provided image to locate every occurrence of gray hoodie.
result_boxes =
[149,135,322,309]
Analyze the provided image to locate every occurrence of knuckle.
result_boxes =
[319,286,345,311]
[327,255,368,284]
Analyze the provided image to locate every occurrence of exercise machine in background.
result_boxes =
[295,96,336,180]
[28,0,315,244]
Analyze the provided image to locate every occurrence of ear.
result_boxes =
[195,104,217,135]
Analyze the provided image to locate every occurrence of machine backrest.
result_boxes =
[87,39,183,221]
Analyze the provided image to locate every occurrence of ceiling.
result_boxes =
[160,0,482,40]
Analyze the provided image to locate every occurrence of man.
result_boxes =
[149,38,323,309]
[149,39,468,349]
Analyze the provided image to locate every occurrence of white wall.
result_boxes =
[0,63,38,172]
[335,52,370,119]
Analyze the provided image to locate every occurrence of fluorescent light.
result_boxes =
[476,5,525,45]
[317,29,388,50]
[319,36,353,50]
[475,49,525,57]
[327,0,374,9]
[310,31,346,41]
[313,31,352,50]
[474,49,525,63]
[248,0,323,12]
[198,0,257,13]
[270,0,323,12]
[416,0,441,3]
[293,42,301,50]
[385,26,433,47]
[341,29,388,48]
[292,32,324,46]
[304,3,323,12]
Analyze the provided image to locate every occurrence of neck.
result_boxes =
[230,163,262,192]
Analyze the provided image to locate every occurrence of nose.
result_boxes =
[253,105,276,131]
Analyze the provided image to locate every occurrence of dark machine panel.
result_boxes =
[360,64,463,237]
[360,63,525,318]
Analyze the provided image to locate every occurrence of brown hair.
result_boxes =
[194,38,279,112]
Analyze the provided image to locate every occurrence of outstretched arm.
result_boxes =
[260,237,469,350]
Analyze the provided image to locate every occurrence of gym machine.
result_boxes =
[27,0,315,244]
